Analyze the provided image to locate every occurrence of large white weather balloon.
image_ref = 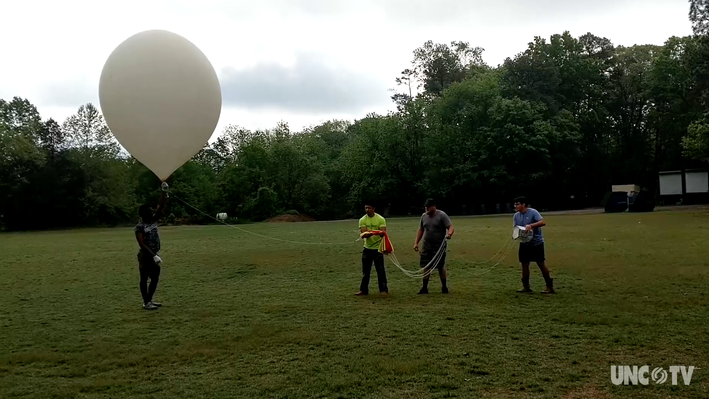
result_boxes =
[99,29,222,181]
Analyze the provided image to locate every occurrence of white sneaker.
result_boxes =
[143,302,158,310]
[150,301,162,307]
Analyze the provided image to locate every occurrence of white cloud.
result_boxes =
[219,52,391,113]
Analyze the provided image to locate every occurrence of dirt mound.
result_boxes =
[266,214,316,223]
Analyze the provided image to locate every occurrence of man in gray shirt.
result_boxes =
[414,198,454,294]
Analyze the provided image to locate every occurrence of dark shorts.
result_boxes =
[519,243,545,264]
[420,251,446,269]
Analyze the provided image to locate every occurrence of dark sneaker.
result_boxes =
[418,288,428,294]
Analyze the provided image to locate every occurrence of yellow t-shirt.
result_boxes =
[359,213,387,250]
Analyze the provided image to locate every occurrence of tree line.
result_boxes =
[2,5,708,231]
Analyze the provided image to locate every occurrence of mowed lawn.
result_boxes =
[1,209,708,399]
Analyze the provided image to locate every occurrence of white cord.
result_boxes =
[173,194,360,246]
[173,192,516,277]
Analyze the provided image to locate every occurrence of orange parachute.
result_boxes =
[359,230,394,254]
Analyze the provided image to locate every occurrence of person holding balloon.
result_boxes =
[135,183,169,310]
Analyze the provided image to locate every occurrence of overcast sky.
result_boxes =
[1,0,693,139]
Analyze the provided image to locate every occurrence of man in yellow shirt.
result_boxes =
[355,202,389,296]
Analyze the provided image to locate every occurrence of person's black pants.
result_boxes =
[360,248,388,294]
[138,251,161,304]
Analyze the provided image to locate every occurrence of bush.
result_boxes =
[285,209,300,215]
[243,187,280,221]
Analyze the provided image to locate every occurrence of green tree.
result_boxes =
[647,36,705,173]
[62,103,116,151]
[37,118,65,162]
[682,118,709,162]
[0,97,46,230]
[394,40,487,99]
[689,0,709,35]
[60,104,134,225]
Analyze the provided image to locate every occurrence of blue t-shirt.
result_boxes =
[513,208,544,246]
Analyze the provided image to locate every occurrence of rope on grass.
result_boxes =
[172,192,517,277]
[172,194,361,246]
[458,237,514,265]
[455,239,517,276]
[386,240,448,279]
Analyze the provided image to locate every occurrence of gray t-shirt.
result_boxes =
[513,208,544,246]
[419,210,452,255]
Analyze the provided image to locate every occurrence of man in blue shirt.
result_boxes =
[512,196,554,294]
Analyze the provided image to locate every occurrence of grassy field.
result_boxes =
[1,209,708,398]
